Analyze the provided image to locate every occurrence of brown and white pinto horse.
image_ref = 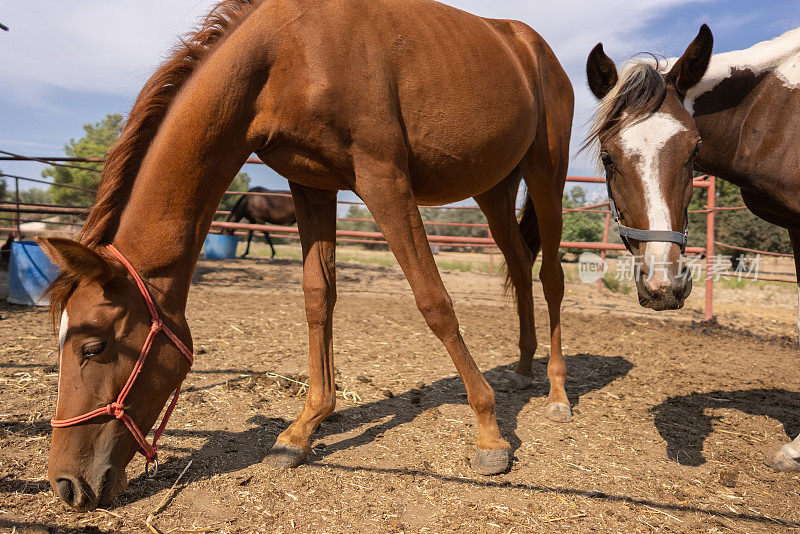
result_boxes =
[38,0,573,510]
[586,26,800,469]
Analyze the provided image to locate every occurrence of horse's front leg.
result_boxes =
[768,228,800,471]
[791,228,800,345]
[265,184,337,468]
[241,230,253,257]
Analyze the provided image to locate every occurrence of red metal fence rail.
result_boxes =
[2,154,798,321]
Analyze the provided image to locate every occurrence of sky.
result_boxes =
[1,0,798,199]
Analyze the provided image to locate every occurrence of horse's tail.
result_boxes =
[504,191,541,296]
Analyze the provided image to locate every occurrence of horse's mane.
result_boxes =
[47,0,260,322]
[583,58,669,159]
[226,188,265,221]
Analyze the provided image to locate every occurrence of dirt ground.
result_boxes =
[1,247,799,533]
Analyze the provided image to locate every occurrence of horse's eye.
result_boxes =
[600,151,614,169]
[690,141,702,160]
[81,340,107,358]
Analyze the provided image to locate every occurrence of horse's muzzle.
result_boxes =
[51,464,125,511]
[636,273,693,310]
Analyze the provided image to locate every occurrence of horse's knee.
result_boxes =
[416,292,458,339]
[302,282,336,327]
[540,258,564,289]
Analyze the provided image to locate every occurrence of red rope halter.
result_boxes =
[50,244,193,470]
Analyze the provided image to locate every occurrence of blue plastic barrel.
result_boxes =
[8,241,59,306]
[203,234,239,259]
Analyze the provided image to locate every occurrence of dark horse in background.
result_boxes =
[585,25,800,470]
[223,186,296,257]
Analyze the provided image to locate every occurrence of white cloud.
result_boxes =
[1,0,710,170]
[1,1,219,103]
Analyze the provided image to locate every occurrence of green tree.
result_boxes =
[338,205,377,233]
[561,186,606,252]
[215,172,252,220]
[43,114,123,206]
[19,187,51,205]
[688,177,791,256]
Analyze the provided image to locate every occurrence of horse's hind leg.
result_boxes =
[354,155,510,475]
[520,97,572,422]
[264,231,276,258]
[521,159,569,422]
[265,183,338,468]
[474,170,538,389]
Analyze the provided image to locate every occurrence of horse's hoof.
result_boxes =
[767,444,800,471]
[471,448,510,475]
[264,443,308,468]
[505,369,533,390]
[545,402,573,423]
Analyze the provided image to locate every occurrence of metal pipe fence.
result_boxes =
[3,153,799,321]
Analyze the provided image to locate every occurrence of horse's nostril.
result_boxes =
[56,477,76,506]
[55,476,94,509]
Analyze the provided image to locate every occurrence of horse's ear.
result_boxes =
[587,43,618,99]
[666,24,713,95]
[36,237,113,283]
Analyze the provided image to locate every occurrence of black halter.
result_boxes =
[605,177,688,255]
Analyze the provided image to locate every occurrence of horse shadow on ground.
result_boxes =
[128,352,632,504]
[0,353,632,509]
[6,359,798,526]
[651,388,800,466]
[7,359,800,526]
[190,258,302,288]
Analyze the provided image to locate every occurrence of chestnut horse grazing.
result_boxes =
[223,186,296,257]
[586,26,800,470]
[39,0,573,510]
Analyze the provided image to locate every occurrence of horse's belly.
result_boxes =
[405,108,537,205]
[395,57,538,201]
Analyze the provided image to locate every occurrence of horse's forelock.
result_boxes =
[45,272,79,332]
[583,60,668,161]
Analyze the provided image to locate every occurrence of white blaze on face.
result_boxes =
[56,310,68,414]
[619,113,687,277]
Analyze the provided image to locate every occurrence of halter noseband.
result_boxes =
[50,244,193,475]
[605,177,688,254]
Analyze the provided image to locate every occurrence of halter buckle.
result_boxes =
[145,457,159,478]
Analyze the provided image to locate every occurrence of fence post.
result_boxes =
[704,176,715,321]
[598,210,611,292]
[14,175,20,238]
[487,228,495,274]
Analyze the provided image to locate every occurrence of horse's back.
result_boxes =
[253,0,569,202]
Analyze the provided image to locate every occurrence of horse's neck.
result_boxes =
[684,28,800,183]
[685,28,800,115]
[111,37,272,311]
